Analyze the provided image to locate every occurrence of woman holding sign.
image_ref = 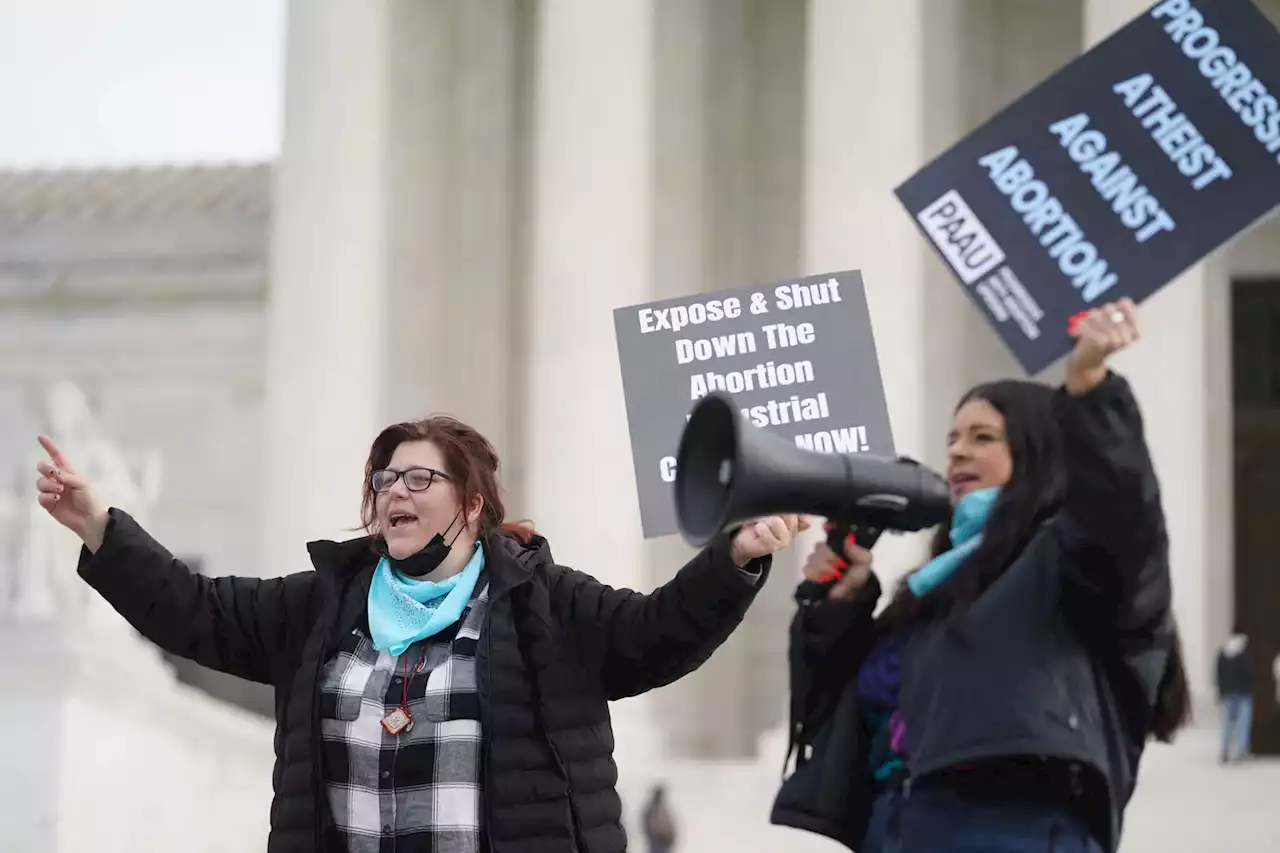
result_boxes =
[34,413,801,853]
[771,298,1190,853]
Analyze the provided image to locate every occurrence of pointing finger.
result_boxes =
[38,435,75,472]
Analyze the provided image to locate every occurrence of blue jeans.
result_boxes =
[860,786,1103,853]
[1221,693,1254,760]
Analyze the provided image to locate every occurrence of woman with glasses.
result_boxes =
[34,414,803,853]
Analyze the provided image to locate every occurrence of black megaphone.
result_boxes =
[674,392,953,605]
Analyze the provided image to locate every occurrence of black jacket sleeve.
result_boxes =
[76,507,323,685]
[544,531,771,700]
[1053,372,1172,640]
[788,572,882,744]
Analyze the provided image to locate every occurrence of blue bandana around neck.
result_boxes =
[907,486,1000,598]
[367,540,485,656]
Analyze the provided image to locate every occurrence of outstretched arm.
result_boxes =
[35,436,319,684]
[78,508,322,685]
[547,526,783,700]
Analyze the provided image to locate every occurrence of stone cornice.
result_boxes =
[0,163,272,302]
[0,162,272,225]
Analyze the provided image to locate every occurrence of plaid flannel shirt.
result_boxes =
[319,581,490,853]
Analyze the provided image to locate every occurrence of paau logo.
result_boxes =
[917,190,1006,285]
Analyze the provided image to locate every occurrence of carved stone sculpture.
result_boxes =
[11,381,163,633]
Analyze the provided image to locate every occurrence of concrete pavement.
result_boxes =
[615,722,1280,852]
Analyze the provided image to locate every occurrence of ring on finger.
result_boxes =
[1109,310,1125,324]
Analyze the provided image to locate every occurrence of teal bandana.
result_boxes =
[907,486,1000,598]
[367,540,485,655]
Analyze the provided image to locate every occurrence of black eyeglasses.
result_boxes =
[370,467,450,493]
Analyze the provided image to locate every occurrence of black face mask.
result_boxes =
[384,506,467,578]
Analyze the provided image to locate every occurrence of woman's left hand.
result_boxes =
[729,515,808,566]
[1065,298,1140,395]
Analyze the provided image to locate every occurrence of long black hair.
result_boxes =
[878,379,1064,627]
[875,378,1191,741]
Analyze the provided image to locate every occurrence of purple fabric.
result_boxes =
[856,631,913,775]
[855,631,910,713]
[889,710,907,754]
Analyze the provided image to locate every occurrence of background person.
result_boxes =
[771,299,1191,853]
[34,414,802,853]
[1216,630,1254,764]
[640,782,678,853]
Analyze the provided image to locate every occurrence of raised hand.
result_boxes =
[729,515,809,566]
[1066,298,1139,395]
[35,435,109,551]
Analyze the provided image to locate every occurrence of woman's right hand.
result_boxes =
[35,435,109,552]
[801,524,874,601]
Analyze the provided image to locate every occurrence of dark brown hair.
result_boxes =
[359,415,536,544]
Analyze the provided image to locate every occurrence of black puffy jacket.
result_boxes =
[78,512,770,853]
[771,372,1176,853]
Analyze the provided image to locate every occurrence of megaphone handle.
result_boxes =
[794,521,884,608]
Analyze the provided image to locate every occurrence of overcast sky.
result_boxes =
[0,0,285,168]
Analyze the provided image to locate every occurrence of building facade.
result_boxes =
[5,0,1280,849]
[265,0,1280,745]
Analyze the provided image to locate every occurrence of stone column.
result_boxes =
[1083,0,1218,703]
[523,0,659,794]
[802,0,933,584]
[524,0,654,585]
[264,0,523,574]
[263,0,391,574]
[646,0,808,761]
[380,0,523,456]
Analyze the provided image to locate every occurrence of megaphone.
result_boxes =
[674,392,953,605]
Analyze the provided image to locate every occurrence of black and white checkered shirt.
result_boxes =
[319,581,490,853]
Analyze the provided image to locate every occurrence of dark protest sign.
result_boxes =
[614,271,894,539]
[895,0,1280,374]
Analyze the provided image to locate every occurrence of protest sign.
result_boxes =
[895,0,1280,374]
[613,270,894,539]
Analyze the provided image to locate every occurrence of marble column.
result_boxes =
[647,0,808,760]
[524,0,654,586]
[802,0,933,586]
[523,0,658,776]
[264,1,523,574]
[1082,0,1222,703]
[264,0,391,574]
[380,0,523,458]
